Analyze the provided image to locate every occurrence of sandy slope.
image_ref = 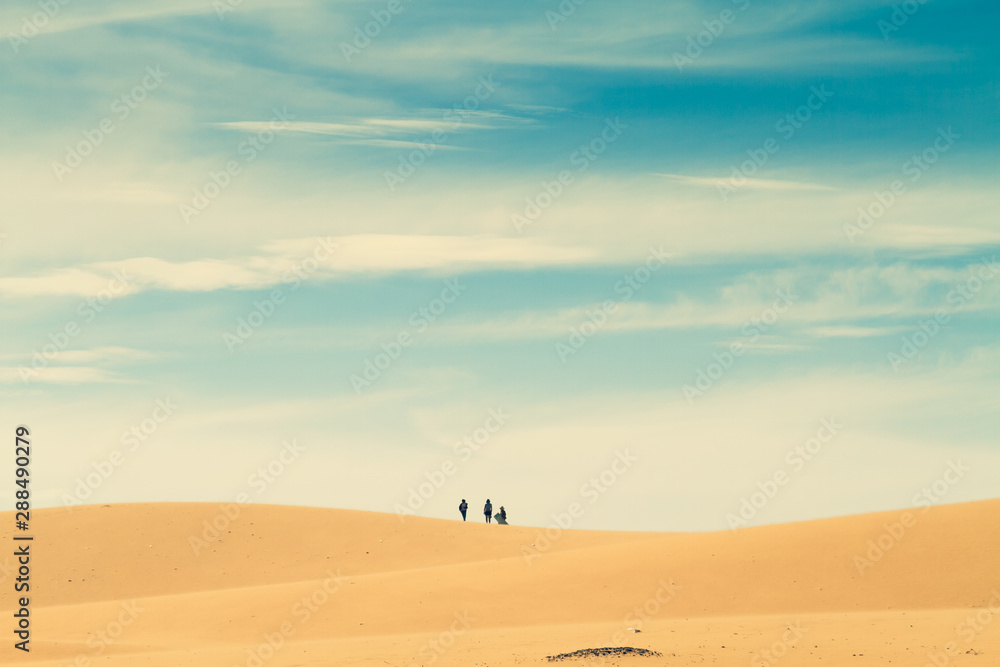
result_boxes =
[2,500,998,666]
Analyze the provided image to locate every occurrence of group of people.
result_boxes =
[458,498,506,524]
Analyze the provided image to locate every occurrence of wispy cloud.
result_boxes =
[0,366,128,385]
[332,24,956,78]
[391,261,1000,343]
[211,112,527,144]
[0,235,602,297]
[864,225,1000,250]
[801,325,906,338]
[55,347,156,364]
[337,139,466,151]
[0,347,156,364]
[0,2,214,38]
[659,173,837,192]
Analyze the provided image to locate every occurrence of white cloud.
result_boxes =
[861,224,1000,250]
[54,347,156,364]
[320,234,599,273]
[718,338,811,352]
[321,22,954,79]
[403,261,1000,344]
[211,112,525,143]
[2,154,997,271]
[801,325,905,338]
[0,0,307,39]
[0,366,128,385]
[659,173,836,192]
[0,348,154,385]
[339,139,466,150]
[0,235,601,297]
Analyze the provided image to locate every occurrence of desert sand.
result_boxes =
[2,499,998,666]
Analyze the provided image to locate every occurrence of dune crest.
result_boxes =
[2,500,998,666]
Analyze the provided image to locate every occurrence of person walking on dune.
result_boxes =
[484,499,493,524]
[459,499,468,521]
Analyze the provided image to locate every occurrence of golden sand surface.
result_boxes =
[2,500,998,666]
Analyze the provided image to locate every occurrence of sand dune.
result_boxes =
[2,500,998,666]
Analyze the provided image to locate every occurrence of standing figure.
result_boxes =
[459,499,468,521]
[484,499,493,524]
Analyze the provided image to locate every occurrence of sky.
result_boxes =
[1,0,997,532]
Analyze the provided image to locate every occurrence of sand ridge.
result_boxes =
[2,499,998,666]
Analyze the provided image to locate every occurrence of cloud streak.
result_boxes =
[659,173,837,192]
[211,111,526,143]
[0,235,602,297]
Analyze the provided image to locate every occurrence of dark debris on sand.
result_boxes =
[546,647,663,661]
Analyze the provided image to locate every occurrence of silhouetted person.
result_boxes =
[484,499,493,524]
[459,499,468,521]
[499,506,506,522]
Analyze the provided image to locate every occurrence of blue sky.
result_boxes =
[1,0,997,531]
